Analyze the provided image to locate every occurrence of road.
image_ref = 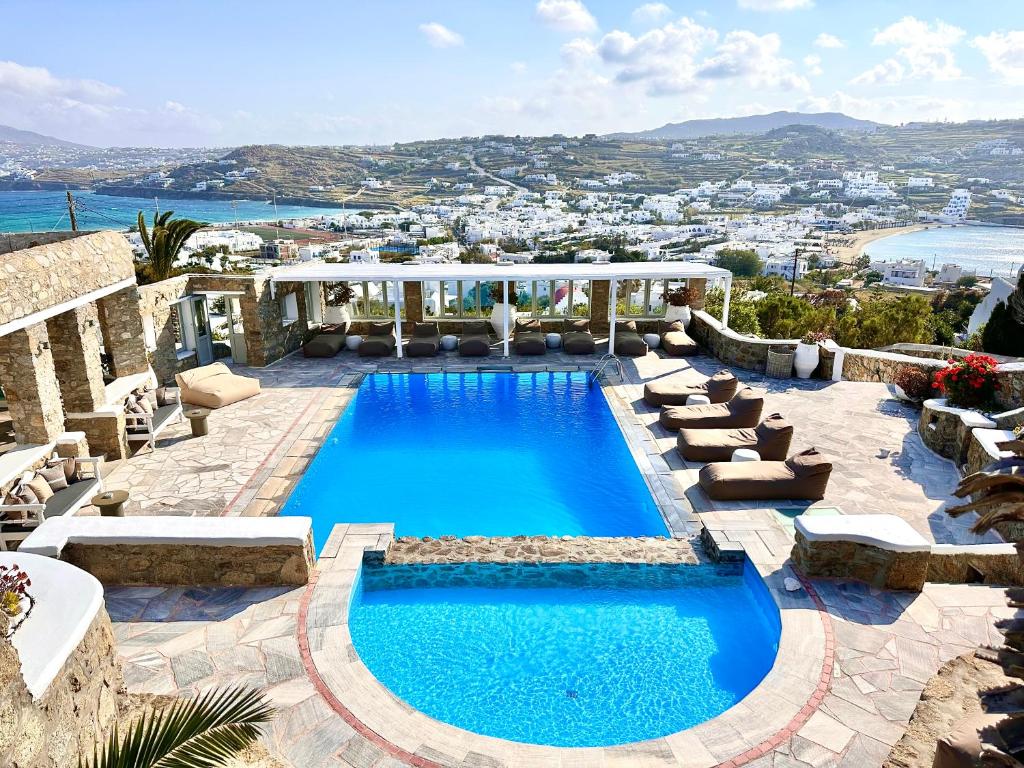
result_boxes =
[465,155,526,192]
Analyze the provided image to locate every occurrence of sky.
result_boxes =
[2,0,1023,147]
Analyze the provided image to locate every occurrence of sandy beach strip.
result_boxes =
[825,223,947,265]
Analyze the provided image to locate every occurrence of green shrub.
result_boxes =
[981,291,1024,356]
[754,294,835,339]
[704,288,761,336]
[716,249,763,277]
[834,295,933,348]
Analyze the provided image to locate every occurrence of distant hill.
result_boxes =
[0,124,94,149]
[611,111,883,140]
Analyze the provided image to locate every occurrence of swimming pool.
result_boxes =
[281,372,667,548]
[349,561,781,747]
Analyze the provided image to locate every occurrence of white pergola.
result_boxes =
[270,261,733,358]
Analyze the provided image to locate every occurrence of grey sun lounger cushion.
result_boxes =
[562,319,595,355]
[613,320,648,357]
[303,333,346,358]
[659,387,763,431]
[698,447,833,501]
[513,318,546,355]
[459,320,492,356]
[406,322,441,357]
[358,321,397,357]
[658,320,699,357]
[677,413,794,462]
[644,369,739,407]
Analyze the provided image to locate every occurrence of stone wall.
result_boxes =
[388,535,698,564]
[0,231,92,256]
[96,286,150,378]
[0,232,135,329]
[996,364,1024,412]
[928,546,1024,586]
[840,349,945,384]
[65,412,127,462]
[689,311,794,372]
[0,610,123,768]
[791,531,930,591]
[62,540,314,587]
[137,275,192,386]
[0,323,64,444]
[402,281,423,325]
[45,304,106,413]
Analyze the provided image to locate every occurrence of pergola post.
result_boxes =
[722,276,732,330]
[502,279,510,357]
[394,279,403,359]
[609,279,618,354]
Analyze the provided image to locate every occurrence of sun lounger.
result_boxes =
[562,319,595,355]
[358,321,397,357]
[458,320,492,357]
[659,319,699,357]
[644,369,738,407]
[406,322,441,357]
[698,447,833,501]
[677,413,793,462]
[513,318,546,355]
[302,333,346,358]
[176,362,261,409]
[659,387,763,431]
[613,320,648,357]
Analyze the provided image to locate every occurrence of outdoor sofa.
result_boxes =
[125,387,183,451]
[659,387,764,431]
[358,321,398,357]
[676,413,794,463]
[613,320,648,357]
[562,319,596,355]
[644,369,739,407]
[0,455,104,550]
[659,319,699,357]
[303,333,346,358]
[458,321,492,357]
[513,318,546,355]
[406,322,441,357]
[697,447,833,501]
[176,362,261,409]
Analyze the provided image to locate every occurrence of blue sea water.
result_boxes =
[349,561,781,746]
[280,372,667,548]
[865,225,1024,278]
[0,190,348,233]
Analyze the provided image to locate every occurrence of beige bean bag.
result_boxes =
[644,369,738,407]
[659,320,699,357]
[659,387,763,431]
[698,448,833,501]
[175,362,261,409]
[677,413,793,462]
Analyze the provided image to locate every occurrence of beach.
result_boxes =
[824,223,934,266]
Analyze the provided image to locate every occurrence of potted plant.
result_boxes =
[664,286,695,327]
[324,282,356,331]
[932,353,1001,409]
[893,365,931,404]
[0,563,33,638]
[489,282,518,336]
[794,331,828,379]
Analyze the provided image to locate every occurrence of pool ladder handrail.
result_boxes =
[588,354,623,386]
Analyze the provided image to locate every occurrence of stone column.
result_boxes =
[97,286,149,377]
[688,278,707,310]
[590,280,611,334]
[402,281,423,324]
[0,323,64,444]
[46,304,107,412]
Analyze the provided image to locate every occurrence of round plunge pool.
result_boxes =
[348,561,781,748]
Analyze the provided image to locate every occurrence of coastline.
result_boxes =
[827,223,939,265]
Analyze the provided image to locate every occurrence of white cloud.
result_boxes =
[697,31,811,91]
[510,61,528,74]
[813,33,844,49]
[593,18,717,95]
[0,60,122,102]
[561,38,598,67]
[736,0,813,11]
[632,3,672,25]
[419,22,464,48]
[535,0,598,34]
[973,31,1024,83]
[804,54,823,76]
[869,16,965,81]
[851,58,905,85]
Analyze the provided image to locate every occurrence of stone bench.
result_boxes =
[18,515,315,587]
[791,514,932,591]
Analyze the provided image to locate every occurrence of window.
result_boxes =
[304,282,323,326]
[348,281,405,319]
[419,280,591,319]
[280,292,298,325]
[615,279,681,318]
[142,315,157,352]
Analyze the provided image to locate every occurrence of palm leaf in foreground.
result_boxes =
[81,686,274,768]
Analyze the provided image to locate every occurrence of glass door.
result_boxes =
[193,296,214,365]
[226,296,247,365]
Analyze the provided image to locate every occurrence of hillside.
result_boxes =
[611,111,883,140]
[0,124,93,149]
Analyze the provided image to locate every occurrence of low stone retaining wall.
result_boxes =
[966,428,1017,475]
[19,516,315,587]
[388,535,700,564]
[918,398,996,466]
[928,544,1024,586]
[791,530,931,590]
[690,311,796,372]
[840,348,945,384]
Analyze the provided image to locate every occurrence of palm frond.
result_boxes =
[79,686,273,768]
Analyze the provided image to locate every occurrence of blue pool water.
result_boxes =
[281,372,667,548]
[349,561,781,746]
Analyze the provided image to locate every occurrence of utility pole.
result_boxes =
[790,246,801,296]
[66,191,78,231]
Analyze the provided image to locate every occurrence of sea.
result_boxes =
[0,190,350,233]
[864,225,1024,279]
